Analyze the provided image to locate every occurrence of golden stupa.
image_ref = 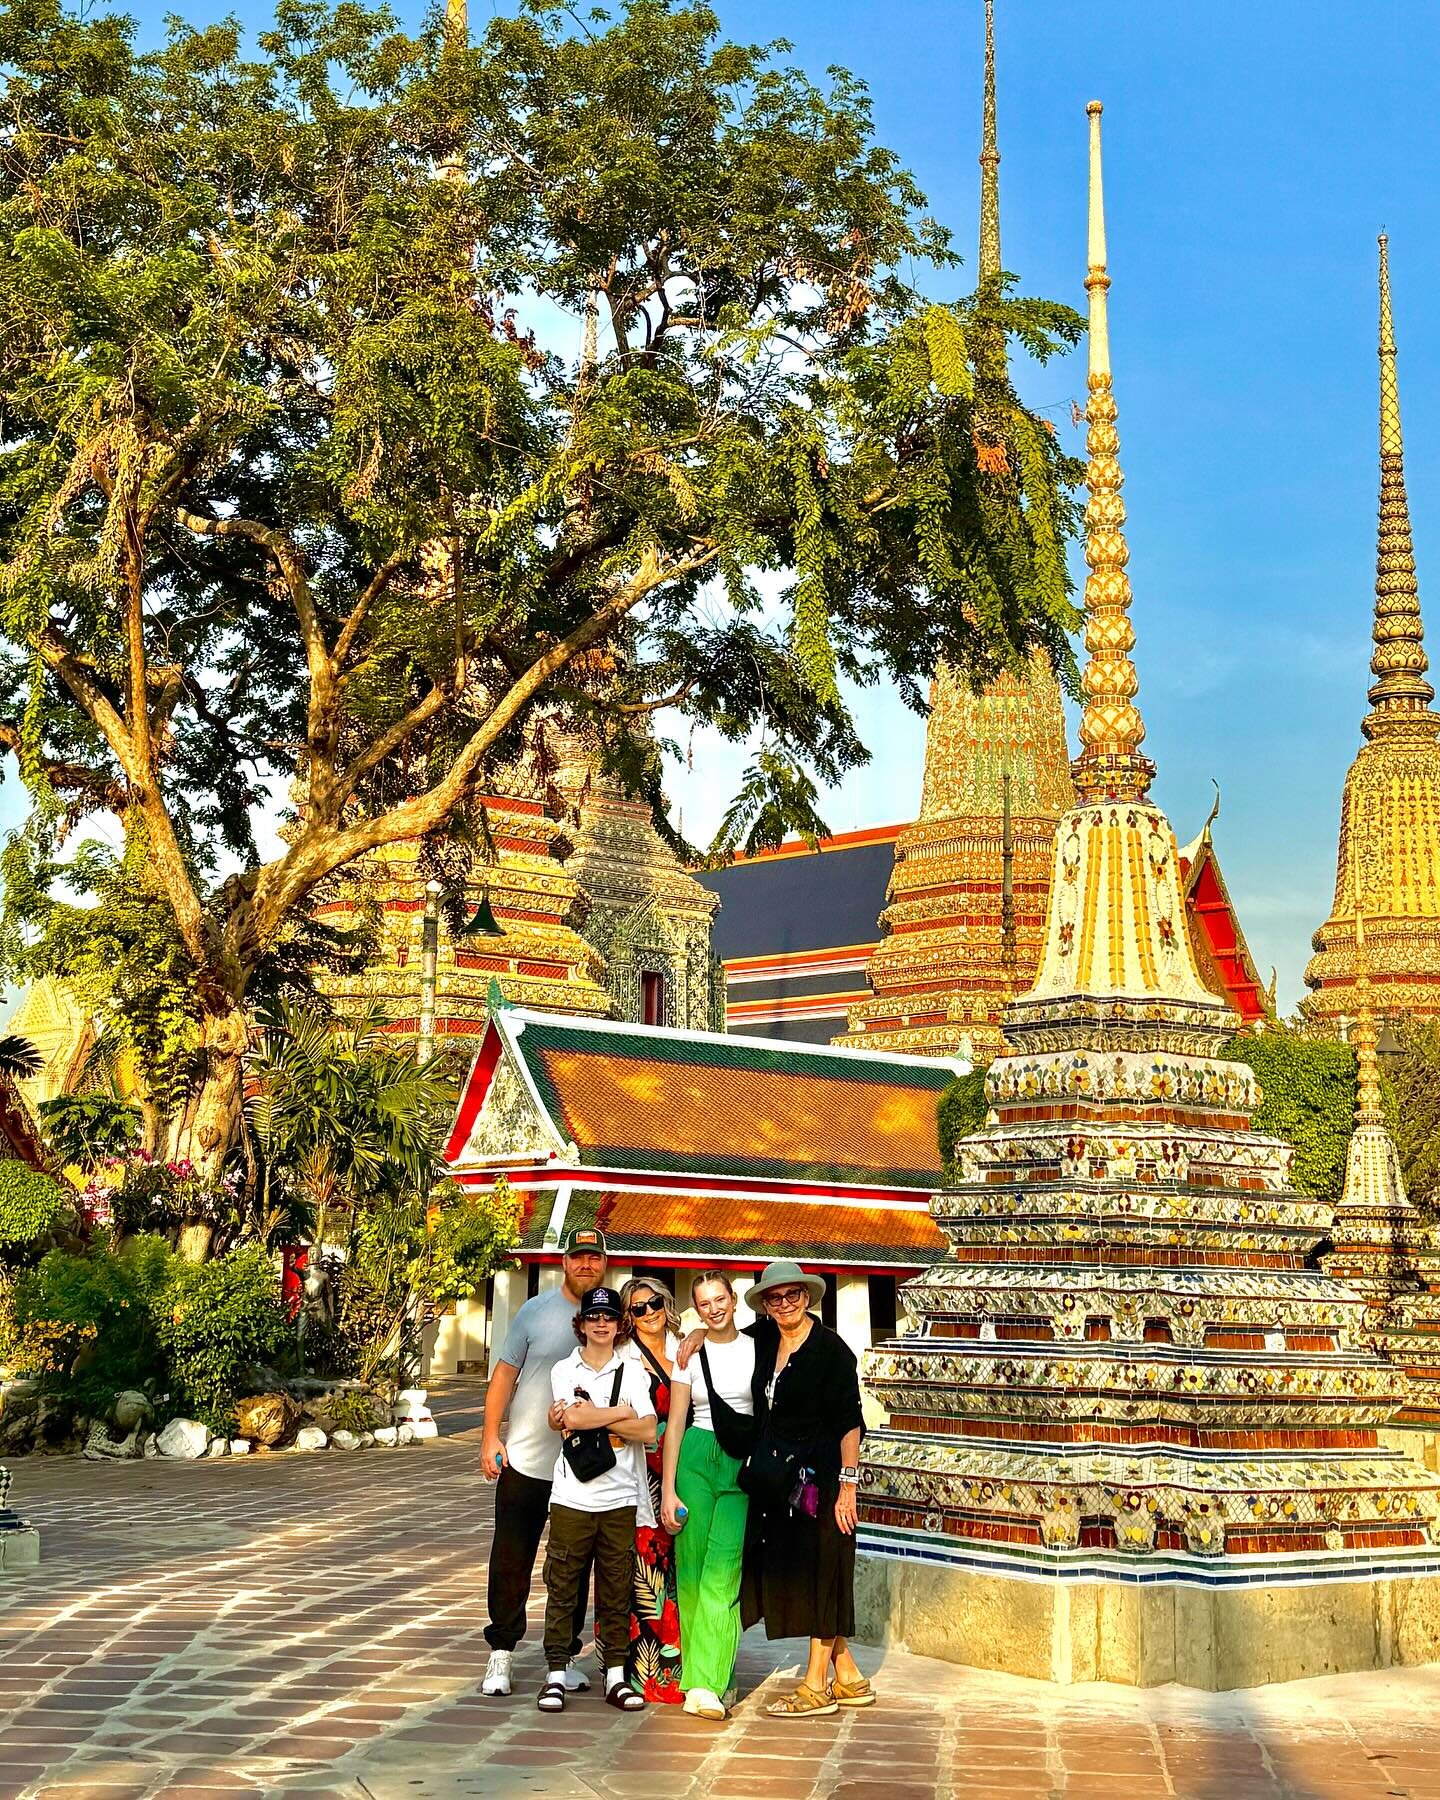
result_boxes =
[1305,235,1440,1024]
[835,0,1075,1062]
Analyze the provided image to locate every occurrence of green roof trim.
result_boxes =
[512,1016,957,1090]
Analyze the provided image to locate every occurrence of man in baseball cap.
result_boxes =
[478,1226,609,1696]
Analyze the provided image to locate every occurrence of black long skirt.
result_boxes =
[740,1486,856,1641]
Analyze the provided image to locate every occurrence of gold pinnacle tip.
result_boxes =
[1087,100,1103,116]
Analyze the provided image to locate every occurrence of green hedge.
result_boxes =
[937,1070,990,1173]
[1219,1031,1369,1208]
[0,1160,69,1256]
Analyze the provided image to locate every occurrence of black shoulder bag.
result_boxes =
[560,1365,625,1483]
[698,1343,755,1461]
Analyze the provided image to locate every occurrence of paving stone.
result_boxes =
[6,1380,1440,1800]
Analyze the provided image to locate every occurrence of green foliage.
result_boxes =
[1220,1029,1377,1207]
[323,1388,382,1436]
[937,1071,990,1174]
[0,830,200,1113]
[7,1235,171,1414]
[0,0,1085,1163]
[0,1159,68,1258]
[244,999,456,1258]
[336,1178,521,1386]
[1382,1019,1440,1207]
[38,1092,141,1168]
[0,1033,41,1079]
[154,1248,292,1433]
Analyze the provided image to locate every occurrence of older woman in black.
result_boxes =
[738,1260,873,1717]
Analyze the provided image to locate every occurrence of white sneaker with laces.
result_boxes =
[683,1686,727,1719]
[561,1659,591,1692]
[481,1649,513,1696]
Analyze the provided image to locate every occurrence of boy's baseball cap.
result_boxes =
[578,1285,623,1319]
[563,1226,608,1255]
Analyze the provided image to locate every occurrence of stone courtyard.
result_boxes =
[0,1382,1439,1800]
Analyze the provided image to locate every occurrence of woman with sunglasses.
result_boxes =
[618,1275,683,1704]
[710,1260,871,1718]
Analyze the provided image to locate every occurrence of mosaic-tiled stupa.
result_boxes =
[855,107,1440,1689]
[1322,918,1440,1430]
[836,0,1075,1063]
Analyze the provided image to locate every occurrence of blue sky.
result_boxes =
[10,0,1440,1013]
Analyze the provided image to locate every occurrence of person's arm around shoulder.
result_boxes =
[660,1364,693,1534]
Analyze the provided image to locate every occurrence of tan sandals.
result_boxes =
[765,1681,837,1717]
[829,1675,877,1707]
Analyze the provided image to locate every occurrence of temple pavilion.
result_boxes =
[431,1006,959,1387]
[1305,234,1440,1027]
[854,105,1440,1690]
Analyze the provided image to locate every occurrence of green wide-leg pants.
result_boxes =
[675,1426,748,1698]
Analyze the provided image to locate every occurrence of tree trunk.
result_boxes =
[165,1001,248,1262]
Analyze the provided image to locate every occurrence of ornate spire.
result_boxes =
[1365,233,1437,740]
[1073,102,1153,804]
[1352,912,1385,1127]
[979,0,1001,283]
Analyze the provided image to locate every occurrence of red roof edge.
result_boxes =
[443,1019,506,1164]
[1182,836,1272,1025]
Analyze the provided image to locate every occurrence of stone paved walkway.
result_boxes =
[2,1380,1440,1799]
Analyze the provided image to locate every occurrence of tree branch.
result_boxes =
[174,506,334,752]
[255,543,719,929]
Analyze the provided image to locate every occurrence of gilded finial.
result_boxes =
[979,0,1001,283]
[1074,101,1153,803]
[1365,232,1437,740]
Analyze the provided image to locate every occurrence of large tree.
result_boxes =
[0,0,1083,1173]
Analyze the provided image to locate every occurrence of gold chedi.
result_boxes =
[1305,235,1440,1024]
[837,0,1075,1061]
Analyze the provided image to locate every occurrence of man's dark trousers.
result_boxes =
[484,1465,592,1653]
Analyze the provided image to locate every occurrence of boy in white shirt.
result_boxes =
[539,1286,656,1713]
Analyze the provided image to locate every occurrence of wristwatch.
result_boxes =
[839,1466,860,1486]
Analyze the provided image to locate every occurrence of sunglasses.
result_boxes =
[629,1295,667,1318]
[581,1310,617,1323]
[767,1286,810,1307]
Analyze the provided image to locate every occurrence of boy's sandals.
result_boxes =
[830,1674,877,1708]
[605,1679,646,1712]
[537,1674,567,1712]
[765,1682,837,1717]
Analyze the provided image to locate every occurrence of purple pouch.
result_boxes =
[789,1467,820,1517]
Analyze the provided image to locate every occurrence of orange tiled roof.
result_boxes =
[511,1015,959,1188]
[516,1187,945,1267]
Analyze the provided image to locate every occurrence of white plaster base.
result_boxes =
[854,1551,1440,1690]
[0,1527,40,1571]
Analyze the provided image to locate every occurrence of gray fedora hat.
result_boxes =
[746,1259,826,1310]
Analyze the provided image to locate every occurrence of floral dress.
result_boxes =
[626,1338,683,1703]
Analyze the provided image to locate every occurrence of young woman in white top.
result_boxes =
[660,1269,757,1718]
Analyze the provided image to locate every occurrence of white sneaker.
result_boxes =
[561,1659,591,1692]
[481,1649,513,1696]
[683,1686,727,1719]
